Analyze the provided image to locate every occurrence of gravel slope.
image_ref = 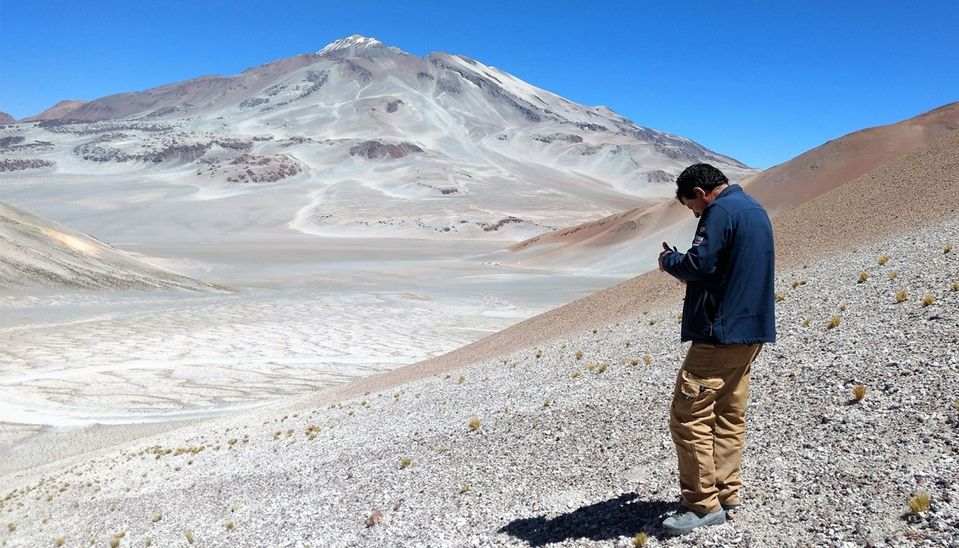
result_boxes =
[2,212,956,547]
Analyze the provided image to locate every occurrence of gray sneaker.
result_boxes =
[661,508,726,535]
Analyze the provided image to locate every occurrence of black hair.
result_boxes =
[675,163,729,201]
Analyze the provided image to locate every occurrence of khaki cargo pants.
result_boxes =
[669,341,763,514]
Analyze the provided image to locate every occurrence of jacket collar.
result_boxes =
[704,184,741,212]
[718,184,742,199]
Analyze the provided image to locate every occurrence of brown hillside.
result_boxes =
[745,101,959,215]
[508,102,959,265]
[21,100,88,122]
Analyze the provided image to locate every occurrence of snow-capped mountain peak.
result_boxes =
[6,39,756,244]
[316,34,403,59]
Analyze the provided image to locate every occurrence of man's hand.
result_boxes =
[658,249,671,272]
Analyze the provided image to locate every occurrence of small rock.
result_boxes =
[366,510,384,528]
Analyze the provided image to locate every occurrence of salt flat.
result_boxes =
[0,236,617,436]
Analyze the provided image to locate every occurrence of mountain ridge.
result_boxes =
[2,35,753,244]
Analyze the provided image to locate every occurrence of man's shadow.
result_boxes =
[498,492,673,546]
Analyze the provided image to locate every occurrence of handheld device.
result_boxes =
[662,242,678,252]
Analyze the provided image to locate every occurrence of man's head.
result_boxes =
[675,163,729,218]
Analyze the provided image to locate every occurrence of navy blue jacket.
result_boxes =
[661,184,776,344]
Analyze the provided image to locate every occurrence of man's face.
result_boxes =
[680,192,708,218]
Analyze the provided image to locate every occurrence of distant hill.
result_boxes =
[497,101,959,274]
[0,201,218,291]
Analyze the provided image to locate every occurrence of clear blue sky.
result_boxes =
[1,0,956,168]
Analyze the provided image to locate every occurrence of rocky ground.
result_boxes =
[1,214,957,547]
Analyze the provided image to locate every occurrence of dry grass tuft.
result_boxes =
[775,292,785,302]
[457,376,465,384]
[945,243,953,254]
[896,289,908,303]
[630,357,639,366]
[571,370,581,379]
[6,523,15,532]
[827,316,841,330]
[597,363,607,374]
[791,279,807,288]
[838,302,846,311]
[152,513,162,522]
[643,355,653,366]
[225,521,235,531]
[534,349,542,359]
[575,350,584,360]
[888,271,899,280]
[852,384,867,401]
[908,492,931,513]
[54,538,66,547]
[857,272,870,284]
[399,457,412,469]
[801,318,811,327]
[878,254,889,265]
[632,532,649,547]
[951,281,959,292]
[468,417,481,432]
[185,531,195,545]
[459,484,471,494]
[922,294,935,307]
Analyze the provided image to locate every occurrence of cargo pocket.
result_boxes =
[680,370,724,398]
[677,370,725,418]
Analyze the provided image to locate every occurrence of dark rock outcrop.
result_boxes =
[349,141,423,160]
[224,154,303,183]
[0,159,56,172]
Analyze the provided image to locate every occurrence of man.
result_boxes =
[657,163,776,535]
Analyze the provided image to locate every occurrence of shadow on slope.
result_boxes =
[499,493,673,545]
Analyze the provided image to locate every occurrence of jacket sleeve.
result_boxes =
[661,205,731,282]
